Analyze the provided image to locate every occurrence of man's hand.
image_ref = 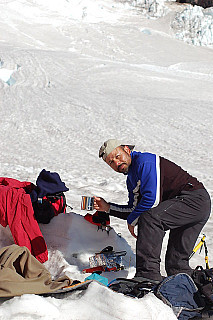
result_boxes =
[93,196,110,212]
[128,223,137,239]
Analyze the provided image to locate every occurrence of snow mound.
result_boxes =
[0,211,135,283]
[42,212,135,282]
[171,5,213,46]
[0,282,177,320]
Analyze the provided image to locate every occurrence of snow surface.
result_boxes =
[0,0,213,319]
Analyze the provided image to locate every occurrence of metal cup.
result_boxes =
[81,196,94,211]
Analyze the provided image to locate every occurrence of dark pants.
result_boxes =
[136,189,211,281]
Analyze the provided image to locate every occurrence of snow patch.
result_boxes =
[0,60,20,86]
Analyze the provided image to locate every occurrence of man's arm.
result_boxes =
[93,195,133,220]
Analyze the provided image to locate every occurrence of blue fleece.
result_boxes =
[110,152,160,225]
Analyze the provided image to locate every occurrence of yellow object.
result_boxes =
[189,234,210,269]
[192,235,206,255]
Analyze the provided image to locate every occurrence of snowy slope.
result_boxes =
[0,0,213,319]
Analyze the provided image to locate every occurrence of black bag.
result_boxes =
[192,266,213,314]
[30,169,69,224]
[32,192,67,224]
[108,278,154,298]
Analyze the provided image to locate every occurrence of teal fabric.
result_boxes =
[85,273,108,286]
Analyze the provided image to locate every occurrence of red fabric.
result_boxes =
[43,195,66,216]
[0,177,48,263]
[84,211,110,226]
[84,213,96,225]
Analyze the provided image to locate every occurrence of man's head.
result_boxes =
[99,139,134,174]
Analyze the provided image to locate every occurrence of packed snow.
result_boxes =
[0,0,213,319]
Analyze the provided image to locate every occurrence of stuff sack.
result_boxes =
[154,273,205,320]
[30,169,69,224]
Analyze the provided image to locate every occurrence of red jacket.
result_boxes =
[0,177,48,263]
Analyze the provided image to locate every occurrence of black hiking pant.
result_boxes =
[135,189,211,281]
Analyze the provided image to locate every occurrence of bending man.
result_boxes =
[94,139,211,283]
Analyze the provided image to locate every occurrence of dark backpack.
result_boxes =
[32,192,67,224]
[191,266,213,317]
[30,169,70,224]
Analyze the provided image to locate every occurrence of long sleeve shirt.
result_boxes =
[108,151,204,226]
